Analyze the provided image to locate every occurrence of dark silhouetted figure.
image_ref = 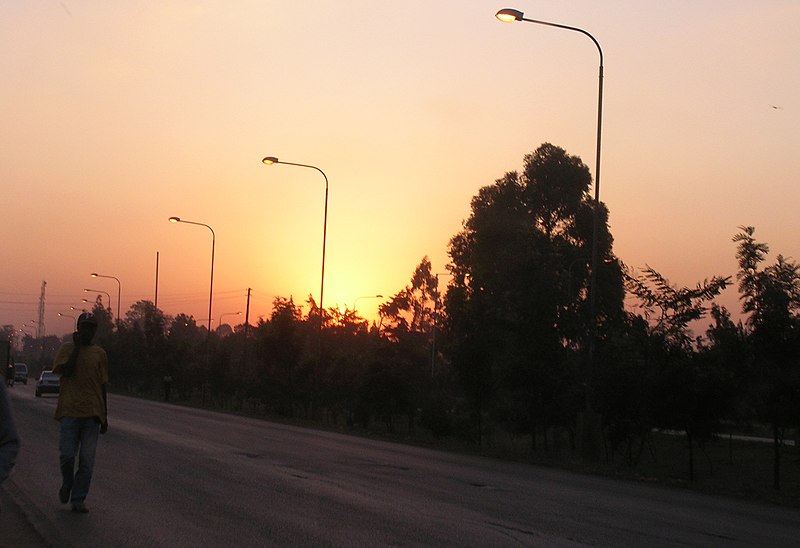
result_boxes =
[53,312,109,514]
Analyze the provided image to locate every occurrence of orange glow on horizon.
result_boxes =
[1,2,797,337]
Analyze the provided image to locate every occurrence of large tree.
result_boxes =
[734,226,800,490]
[444,143,623,445]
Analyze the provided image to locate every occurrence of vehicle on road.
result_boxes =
[35,370,59,397]
[14,363,28,384]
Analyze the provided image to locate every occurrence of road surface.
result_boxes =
[5,385,799,547]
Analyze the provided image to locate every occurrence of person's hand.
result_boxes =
[100,419,108,434]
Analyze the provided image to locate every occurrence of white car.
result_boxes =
[35,370,60,397]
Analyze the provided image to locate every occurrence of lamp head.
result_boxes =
[168,216,181,223]
[496,8,523,22]
[90,272,98,278]
[262,156,279,165]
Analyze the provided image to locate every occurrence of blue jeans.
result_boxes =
[59,417,100,503]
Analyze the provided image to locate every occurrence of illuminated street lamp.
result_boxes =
[58,312,76,329]
[496,7,605,458]
[91,272,121,325]
[169,216,215,338]
[262,156,329,329]
[84,288,112,311]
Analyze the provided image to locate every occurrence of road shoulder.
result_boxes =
[1,480,54,547]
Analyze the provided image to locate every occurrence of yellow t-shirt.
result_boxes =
[52,343,109,421]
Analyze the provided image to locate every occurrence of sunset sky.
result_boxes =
[2,1,798,337]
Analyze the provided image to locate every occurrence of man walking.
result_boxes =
[53,312,108,513]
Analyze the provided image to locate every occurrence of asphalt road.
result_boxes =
[5,385,800,547]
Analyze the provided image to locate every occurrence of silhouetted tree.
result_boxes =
[378,256,438,339]
[1,326,15,342]
[700,304,751,430]
[254,297,308,416]
[86,296,114,346]
[734,226,800,490]
[323,303,383,424]
[166,314,205,399]
[373,257,438,431]
[594,312,654,465]
[444,143,623,447]
[625,265,730,479]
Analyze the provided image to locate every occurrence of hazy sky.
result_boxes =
[2,1,798,336]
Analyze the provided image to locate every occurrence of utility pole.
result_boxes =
[244,288,251,339]
[154,251,160,308]
[243,288,252,386]
[37,281,46,339]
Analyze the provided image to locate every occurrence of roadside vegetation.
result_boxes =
[7,143,799,507]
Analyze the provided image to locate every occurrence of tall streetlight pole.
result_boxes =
[496,8,605,458]
[90,272,121,326]
[262,156,329,330]
[169,217,215,339]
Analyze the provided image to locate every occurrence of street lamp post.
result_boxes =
[262,156,329,330]
[169,217,215,339]
[496,8,605,459]
[352,294,383,312]
[58,312,76,329]
[90,272,121,326]
[84,289,112,311]
[218,311,242,329]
